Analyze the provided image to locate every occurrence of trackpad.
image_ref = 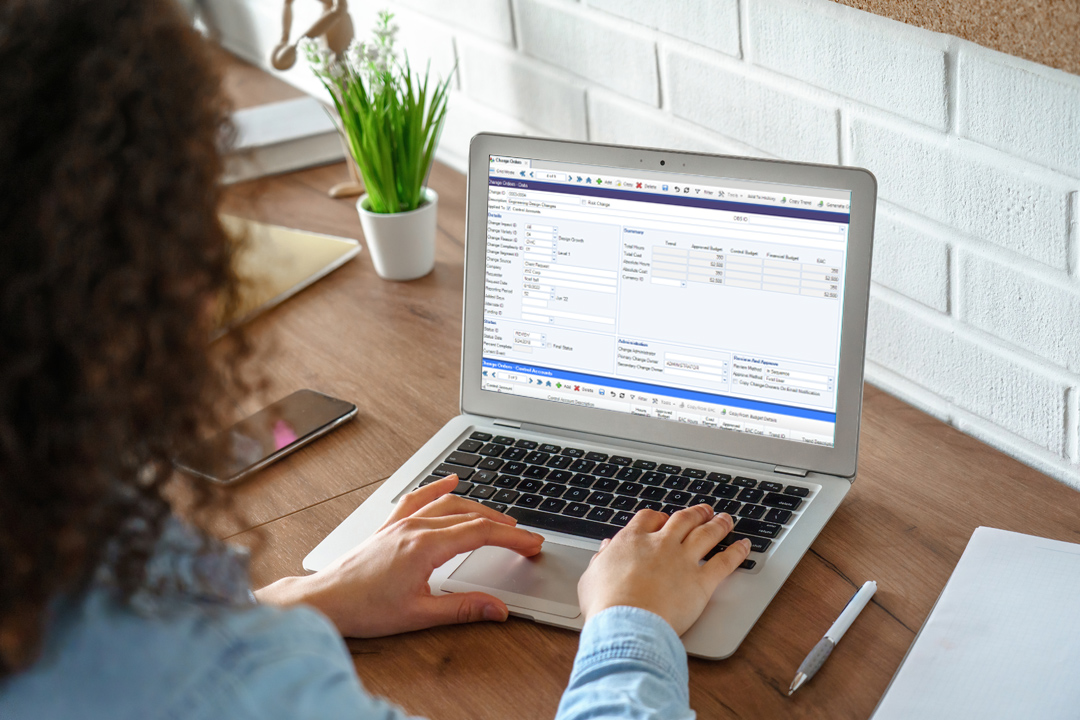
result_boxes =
[440,544,594,619]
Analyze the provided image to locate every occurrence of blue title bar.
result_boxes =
[488,176,850,224]
[482,359,837,423]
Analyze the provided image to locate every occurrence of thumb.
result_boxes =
[417,592,509,627]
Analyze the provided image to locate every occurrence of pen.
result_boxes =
[788,580,877,696]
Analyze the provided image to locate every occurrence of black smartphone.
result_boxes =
[175,389,357,484]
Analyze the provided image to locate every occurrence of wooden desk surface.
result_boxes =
[217,53,1080,720]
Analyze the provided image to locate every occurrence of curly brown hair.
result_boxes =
[0,0,244,675]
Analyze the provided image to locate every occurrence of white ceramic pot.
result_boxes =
[357,188,438,281]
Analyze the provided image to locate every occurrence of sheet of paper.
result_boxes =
[873,527,1080,719]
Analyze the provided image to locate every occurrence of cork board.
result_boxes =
[831,0,1079,75]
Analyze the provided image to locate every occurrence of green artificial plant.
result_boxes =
[306,11,450,214]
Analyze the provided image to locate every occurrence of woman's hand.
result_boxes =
[577,505,751,636]
[254,476,544,637]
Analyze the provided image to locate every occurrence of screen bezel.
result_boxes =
[461,133,876,478]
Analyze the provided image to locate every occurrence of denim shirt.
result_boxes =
[0,522,694,719]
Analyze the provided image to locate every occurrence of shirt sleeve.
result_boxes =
[555,606,695,720]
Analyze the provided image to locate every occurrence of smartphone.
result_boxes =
[175,389,357,484]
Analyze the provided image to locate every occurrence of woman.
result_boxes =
[0,1,751,718]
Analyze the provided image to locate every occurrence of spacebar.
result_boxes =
[507,508,618,540]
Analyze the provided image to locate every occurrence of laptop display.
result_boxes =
[480,155,852,448]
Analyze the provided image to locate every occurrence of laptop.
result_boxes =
[304,133,877,659]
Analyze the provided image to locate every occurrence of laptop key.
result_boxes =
[611,495,637,511]
[761,492,802,510]
[563,502,589,518]
[735,519,782,538]
[561,447,585,458]
[569,473,594,488]
[714,485,739,499]
[593,478,619,492]
[760,481,784,493]
[633,459,657,470]
[564,487,589,503]
[733,477,757,488]
[715,500,741,515]
[765,508,792,524]
[640,471,666,486]
[470,431,493,441]
[540,483,565,497]
[514,439,538,449]
[661,504,683,515]
[518,479,543,493]
[658,464,682,474]
[477,457,504,471]
[585,506,614,523]
[667,490,693,506]
[478,443,506,456]
[587,491,614,506]
[451,481,474,496]
[609,455,632,466]
[662,476,688,490]
[719,533,772,553]
[612,511,635,526]
[457,439,484,453]
[738,488,765,503]
[469,485,496,500]
[472,470,498,484]
[539,498,566,513]
[585,451,608,462]
[538,443,561,453]
[445,452,481,467]
[493,435,517,446]
[508,507,616,540]
[516,493,542,508]
[492,489,520,504]
[419,475,442,487]
[615,467,642,481]
[636,500,663,512]
[482,501,509,514]
[524,451,551,465]
[593,463,618,477]
[682,468,707,479]
[640,486,667,501]
[692,493,715,507]
[616,481,644,496]
[569,459,596,473]
[689,480,715,494]
[784,485,811,497]
[547,456,574,469]
[741,504,766,519]
[434,463,474,479]
[707,472,732,484]
[494,475,519,489]
[523,466,549,480]
[501,447,527,461]
[502,461,527,475]
[547,470,574,483]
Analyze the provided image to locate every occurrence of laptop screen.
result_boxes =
[480,154,852,448]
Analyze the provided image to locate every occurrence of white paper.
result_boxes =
[873,527,1080,719]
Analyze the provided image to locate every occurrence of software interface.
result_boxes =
[481,155,852,447]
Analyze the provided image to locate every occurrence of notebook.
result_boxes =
[872,527,1080,719]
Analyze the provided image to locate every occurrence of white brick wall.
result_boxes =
[206,0,1080,489]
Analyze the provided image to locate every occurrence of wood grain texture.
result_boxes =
[832,0,1079,75]
[217,50,1080,719]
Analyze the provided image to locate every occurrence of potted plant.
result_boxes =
[306,12,450,281]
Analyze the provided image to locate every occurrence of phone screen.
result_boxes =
[176,389,356,483]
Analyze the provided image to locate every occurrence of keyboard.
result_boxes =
[414,430,816,572]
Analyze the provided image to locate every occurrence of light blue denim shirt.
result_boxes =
[0,521,694,719]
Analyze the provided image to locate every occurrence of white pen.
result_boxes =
[788,580,877,696]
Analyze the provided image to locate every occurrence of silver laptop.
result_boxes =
[304,133,876,659]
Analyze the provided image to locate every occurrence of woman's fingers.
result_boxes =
[410,492,517,525]
[425,517,545,568]
[382,476,458,527]
[684,512,736,557]
[625,508,668,534]
[661,504,715,542]
[703,537,753,584]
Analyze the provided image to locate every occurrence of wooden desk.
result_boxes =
[218,55,1080,720]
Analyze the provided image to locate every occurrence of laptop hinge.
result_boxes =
[773,465,809,478]
[492,418,522,429]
